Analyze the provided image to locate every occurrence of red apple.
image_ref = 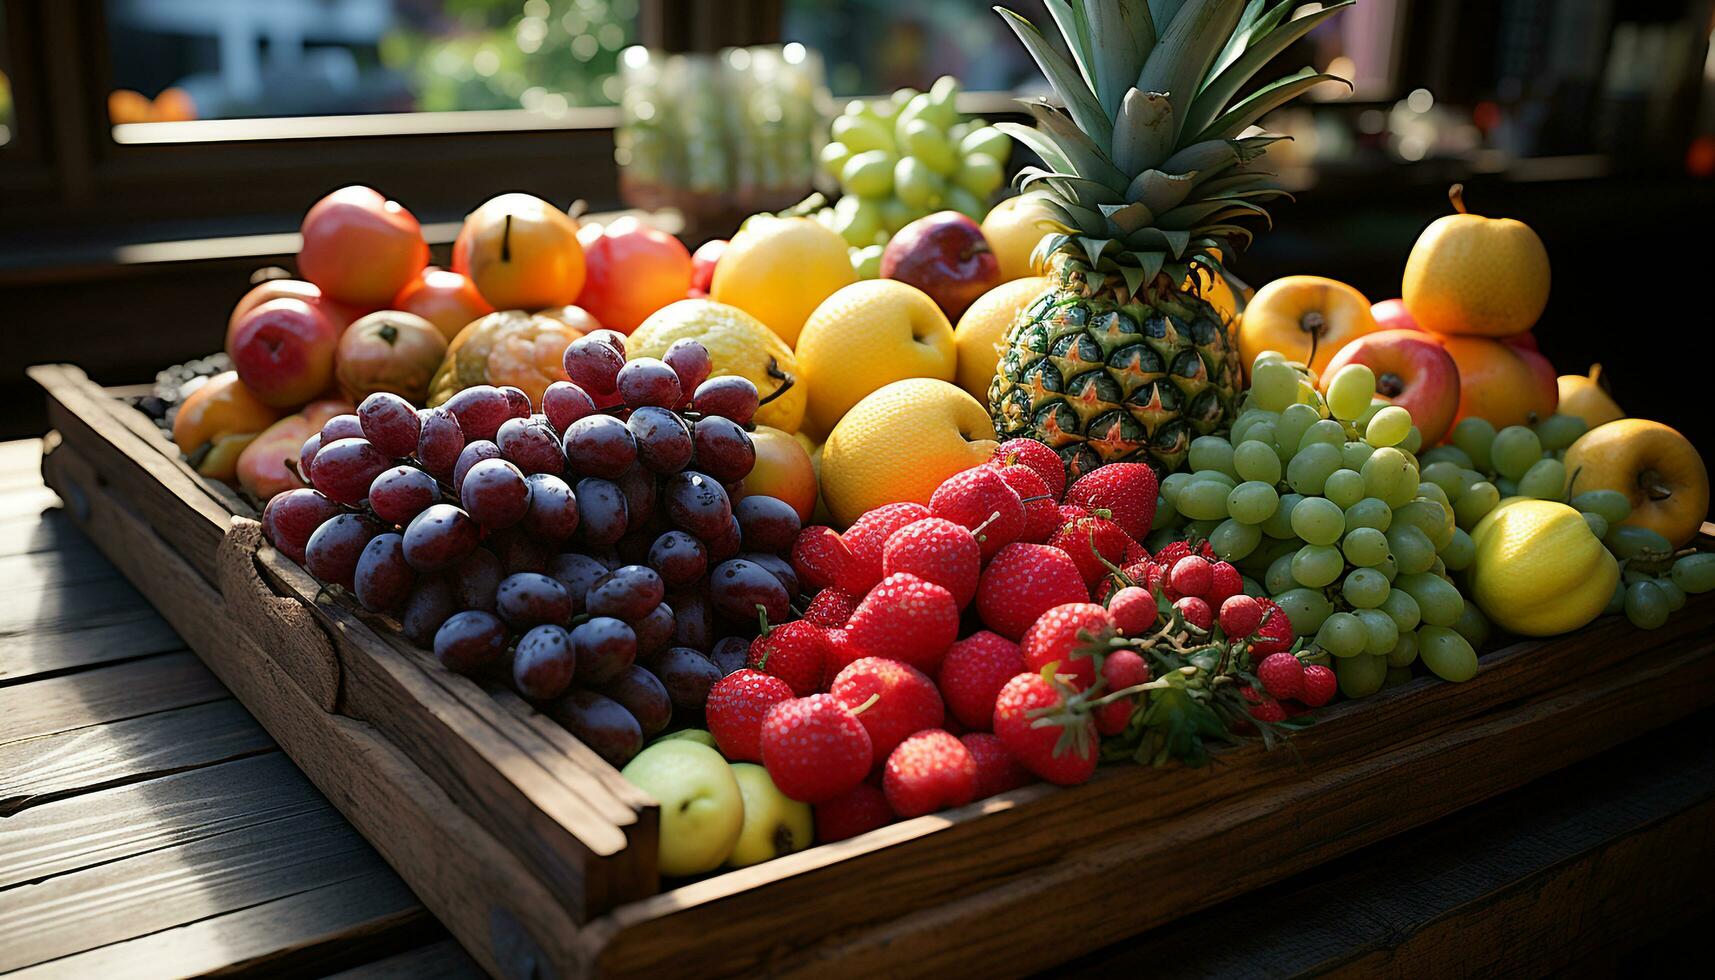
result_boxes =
[228,279,366,340]
[393,267,494,343]
[1322,328,1461,445]
[691,239,727,294]
[1371,298,1418,333]
[1501,330,1539,352]
[879,211,1001,321]
[576,216,694,334]
[228,297,339,408]
[236,399,354,501]
[297,186,430,307]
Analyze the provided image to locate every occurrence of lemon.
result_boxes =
[981,193,1063,282]
[820,378,996,526]
[1468,498,1618,636]
[629,299,806,433]
[953,277,1048,403]
[712,216,858,348]
[797,280,957,436]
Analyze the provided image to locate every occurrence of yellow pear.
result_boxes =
[796,280,957,435]
[820,378,996,526]
[953,277,1048,403]
[1403,184,1550,338]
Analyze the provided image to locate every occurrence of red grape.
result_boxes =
[513,624,576,701]
[645,646,722,708]
[574,478,629,547]
[739,552,799,598]
[443,385,514,442]
[489,526,552,573]
[354,532,415,613]
[572,616,638,684]
[627,406,694,474]
[522,473,579,541]
[663,471,732,542]
[663,339,711,402]
[734,495,801,553]
[692,376,758,426]
[707,513,743,562]
[401,576,456,647]
[585,564,665,621]
[613,465,657,531]
[417,408,466,480]
[496,572,572,629]
[670,590,714,652]
[648,530,707,587]
[549,690,641,768]
[630,602,675,657]
[461,458,531,528]
[708,558,791,623]
[587,328,628,353]
[452,440,505,495]
[498,386,533,421]
[542,381,599,433]
[320,414,364,443]
[298,432,322,485]
[596,665,671,736]
[709,635,749,676]
[547,553,609,614]
[304,512,381,588]
[562,337,625,395]
[691,416,755,483]
[434,610,507,672]
[496,416,565,475]
[262,488,343,564]
[617,358,682,409]
[358,392,421,458]
[368,465,440,525]
[402,504,481,572]
[562,415,637,480]
[450,547,503,612]
[312,438,392,505]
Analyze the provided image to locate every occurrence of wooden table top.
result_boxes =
[0,436,1708,978]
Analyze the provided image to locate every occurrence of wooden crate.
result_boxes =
[32,362,1715,978]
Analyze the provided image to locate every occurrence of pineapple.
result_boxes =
[988,0,1351,477]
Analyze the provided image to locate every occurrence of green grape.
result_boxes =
[1289,497,1346,546]
[1265,551,1298,594]
[1493,476,1518,497]
[1622,566,1653,587]
[1160,471,1195,507]
[1152,493,1177,531]
[1458,468,1487,490]
[1291,544,1345,588]
[1396,572,1463,626]
[1386,630,1420,667]
[1400,426,1423,455]
[1451,417,1497,473]
[1316,611,1368,657]
[1452,602,1490,651]
[1376,553,1399,581]
[1570,510,1606,540]
[1516,457,1567,500]
[1355,608,1399,654]
[1188,436,1239,479]
[1298,419,1347,454]
[1420,444,1475,469]
[1192,469,1238,491]
[1231,410,1278,445]
[1326,363,1377,421]
[1416,480,1454,511]
[1260,492,1304,539]
[1226,481,1280,524]
[1605,524,1674,561]
[1336,652,1389,697]
[1276,403,1321,458]
[1210,519,1261,561]
[1395,500,1452,550]
[1183,518,1223,541]
[1252,350,1289,368]
[1387,525,1436,574]
[1361,447,1414,505]
[1242,576,1267,599]
[1672,553,1715,594]
[1453,482,1501,530]
[1342,526,1390,566]
[1440,527,1476,571]
[1343,567,1391,609]
[1246,421,1280,454]
[1656,578,1687,612]
[1177,480,1231,521]
[1364,406,1412,447]
[1274,587,1333,633]
[1380,588,1422,633]
[1603,577,1627,615]
[1340,440,1375,471]
[1418,626,1478,682]
[1344,497,1393,532]
[1428,555,1447,577]
[1250,359,1301,412]
[1295,379,1324,410]
[1323,469,1366,509]
[1356,399,1387,428]
[1287,442,1343,495]
[1534,413,1588,452]
[1570,489,1632,525]
[1421,461,1467,501]
[1234,440,1283,483]
[1624,581,1670,628]
[1490,426,1542,481]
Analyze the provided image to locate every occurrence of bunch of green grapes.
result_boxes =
[814,76,1010,278]
[1151,352,1483,700]
[1419,413,1586,509]
[1570,495,1715,628]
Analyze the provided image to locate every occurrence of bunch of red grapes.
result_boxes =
[262,331,805,767]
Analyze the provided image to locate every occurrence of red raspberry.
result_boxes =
[883,730,977,818]
[1020,602,1117,691]
[881,517,980,608]
[990,438,1066,500]
[1049,513,1134,588]
[993,464,1059,542]
[831,657,945,768]
[836,503,930,595]
[930,466,1026,560]
[1107,586,1157,636]
[1207,561,1244,605]
[814,784,894,842]
[803,587,859,629]
[845,572,960,673]
[1256,651,1305,702]
[1153,541,1194,568]
[746,620,832,697]
[705,669,795,762]
[1250,598,1295,655]
[1064,463,1158,540]
[1300,664,1338,707]
[937,630,1025,730]
[1095,649,1149,735]
[1218,594,1264,639]
[960,732,1032,798]
[760,694,873,803]
[1174,595,1213,631]
[1168,555,1213,597]
[976,543,1090,640]
[790,526,850,593]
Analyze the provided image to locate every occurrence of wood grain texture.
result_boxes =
[325,939,486,980]
[219,519,339,712]
[0,651,227,745]
[0,576,187,685]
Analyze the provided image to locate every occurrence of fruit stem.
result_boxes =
[1640,470,1673,501]
[501,214,513,262]
[1448,183,1468,214]
[849,692,881,716]
[756,357,795,408]
[970,510,1004,541]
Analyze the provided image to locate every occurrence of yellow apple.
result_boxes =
[726,763,814,868]
[620,740,743,876]
[796,280,957,436]
[820,378,997,526]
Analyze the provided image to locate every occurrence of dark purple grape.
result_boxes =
[461,458,531,529]
[613,465,657,531]
[670,590,714,652]
[496,572,572,629]
[550,690,641,767]
[663,340,712,404]
[586,565,665,621]
[369,465,440,526]
[262,488,343,564]
[435,610,508,673]
[488,526,552,574]
[320,413,364,443]
[709,558,791,624]
[562,415,637,480]
[298,432,322,485]
[585,328,628,354]
[498,386,533,421]
[691,416,756,483]
[617,358,682,409]
[562,337,625,395]
[401,576,456,647]
[402,504,481,572]
[353,532,415,612]
[496,416,565,475]
[707,514,743,563]
[596,665,672,737]
[574,478,628,547]
[513,624,576,700]
[646,647,723,708]
[709,635,749,676]
[542,381,599,434]
[663,471,732,541]
[627,406,694,474]
[453,440,505,494]
[734,495,801,554]
[358,392,421,458]
[417,408,466,480]
[522,473,579,541]
[572,616,638,684]
[304,512,381,588]
[739,552,799,598]
[631,602,675,657]
[692,376,759,426]
[443,385,513,442]
[450,548,503,612]
[615,527,656,566]
[648,530,707,587]
[312,438,392,505]
[547,552,609,615]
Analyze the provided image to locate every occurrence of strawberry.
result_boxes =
[1065,463,1157,540]
[993,464,1059,543]
[803,587,859,629]
[1250,598,1294,656]
[993,670,1097,786]
[1174,595,1213,631]
[760,693,873,803]
[1247,694,1289,723]
[1057,503,1091,525]
[1153,540,1194,568]
[831,657,945,768]
[990,438,1066,501]
[1217,594,1264,639]
[844,573,960,673]
[1106,586,1157,636]
[1300,663,1338,707]
[1207,561,1244,606]
[881,517,980,608]
[1123,539,1149,565]
[747,619,831,697]
[883,729,977,818]
[822,628,861,683]
[814,783,894,842]
[706,669,795,762]
[937,630,1025,730]
[960,732,1032,798]
[1095,649,1149,735]
[836,503,930,595]
[939,712,968,737]
[790,525,849,593]
[929,466,1026,560]
[1168,555,1213,598]
[1048,512,1134,588]
[976,543,1089,640]
[1020,602,1117,691]
[1256,651,1305,702]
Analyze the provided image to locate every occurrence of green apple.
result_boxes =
[657,729,718,749]
[726,763,814,868]
[621,741,743,876]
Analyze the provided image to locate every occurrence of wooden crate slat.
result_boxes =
[324,938,486,980]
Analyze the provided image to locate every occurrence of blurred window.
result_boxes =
[783,0,1051,97]
[102,0,638,127]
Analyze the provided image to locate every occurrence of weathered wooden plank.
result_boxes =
[0,485,59,521]
[0,613,185,686]
[0,544,130,600]
[0,699,276,816]
[0,651,227,745]
[0,508,80,558]
[326,940,485,980]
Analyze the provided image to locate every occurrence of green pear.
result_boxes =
[726,763,814,868]
[621,741,743,876]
